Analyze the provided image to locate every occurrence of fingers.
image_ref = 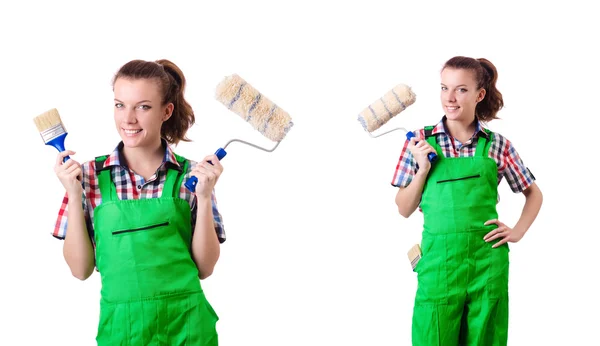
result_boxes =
[484,229,508,242]
[192,165,217,183]
[189,157,223,193]
[197,155,223,175]
[484,219,498,226]
[483,224,511,248]
[55,150,76,166]
[204,155,223,172]
[492,237,509,248]
[483,223,506,241]
[65,162,82,178]
[407,138,417,149]
[55,157,80,174]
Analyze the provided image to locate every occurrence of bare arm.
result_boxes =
[394,138,436,218]
[484,182,543,246]
[513,182,543,236]
[62,193,95,280]
[395,170,428,218]
[191,197,221,280]
[189,154,223,280]
[55,150,95,280]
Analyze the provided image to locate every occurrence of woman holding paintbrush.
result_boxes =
[52,59,223,345]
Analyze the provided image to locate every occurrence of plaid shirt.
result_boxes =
[391,116,535,194]
[53,141,226,244]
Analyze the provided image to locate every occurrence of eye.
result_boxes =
[115,103,124,109]
[441,86,447,91]
[459,88,468,93]
[138,105,151,110]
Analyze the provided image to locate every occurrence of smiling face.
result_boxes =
[440,68,486,123]
[113,78,173,150]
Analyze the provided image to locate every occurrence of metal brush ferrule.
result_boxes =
[40,123,67,143]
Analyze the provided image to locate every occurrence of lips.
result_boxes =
[123,129,142,135]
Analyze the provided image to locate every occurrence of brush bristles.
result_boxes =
[358,84,416,133]
[407,244,422,270]
[215,74,293,142]
[33,108,65,132]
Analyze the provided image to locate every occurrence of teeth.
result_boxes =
[447,107,458,110]
[124,129,142,134]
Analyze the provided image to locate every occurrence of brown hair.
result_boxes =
[442,56,504,122]
[113,59,195,145]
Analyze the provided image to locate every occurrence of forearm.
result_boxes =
[395,170,429,218]
[62,194,95,280]
[514,182,543,236]
[191,197,221,280]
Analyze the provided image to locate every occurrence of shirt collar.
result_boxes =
[431,115,490,140]
[99,139,182,171]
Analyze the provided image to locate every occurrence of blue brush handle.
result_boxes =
[47,133,70,163]
[184,148,228,192]
[406,131,437,162]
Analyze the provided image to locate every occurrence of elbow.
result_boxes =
[64,255,94,281]
[71,267,93,281]
[397,205,412,218]
[199,268,214,280]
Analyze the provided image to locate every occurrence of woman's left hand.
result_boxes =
[190,154,223,199]
[483,219,524,248]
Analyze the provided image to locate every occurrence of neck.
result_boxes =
[121,140,165,178]
[444,116,478,143]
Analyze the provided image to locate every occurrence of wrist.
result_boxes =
[195,194,212,207]
[415,168,430,178]
[67,189,83,201]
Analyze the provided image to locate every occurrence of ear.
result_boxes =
[476,88,486,103]
[163,103,174,122]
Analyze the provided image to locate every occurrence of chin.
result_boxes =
[120,136,144,148]
[444,113,461,121]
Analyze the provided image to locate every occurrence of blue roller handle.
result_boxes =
[184,148,228,192]
[406,131,437,162]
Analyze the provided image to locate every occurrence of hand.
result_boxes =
[190,154,223,199]
[407,137,436,173]
[483,219,525,248]
[54,150,82,196]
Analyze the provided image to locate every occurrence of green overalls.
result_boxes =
[412,127,509,346]
[93,154,219,346]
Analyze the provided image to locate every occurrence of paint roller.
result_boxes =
[357,84,437,162]
[185,74,294,192]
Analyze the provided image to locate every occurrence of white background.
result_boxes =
[1,0,598,345]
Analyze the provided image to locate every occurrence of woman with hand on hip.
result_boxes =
[392,56,543,346]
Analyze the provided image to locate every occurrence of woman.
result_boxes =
[52,59,224,345]
[392,56,543,345]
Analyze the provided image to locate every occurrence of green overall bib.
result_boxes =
[93,154,219,346]
[412,127,509,346]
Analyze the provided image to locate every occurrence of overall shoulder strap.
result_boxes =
[162,153,189,198]
[423,125,442,158]
[94,155,115,202]
[476,129,494,157]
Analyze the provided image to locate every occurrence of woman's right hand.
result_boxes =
[54,150,83,196]
[407,137,436,173]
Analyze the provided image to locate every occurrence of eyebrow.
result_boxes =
[114,99,153,104]
[441,83,469,88]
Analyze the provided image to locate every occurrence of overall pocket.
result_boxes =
[415,234,449,305]
[437,174,481,184]
[112,221,170,235]
[486,244,509,299]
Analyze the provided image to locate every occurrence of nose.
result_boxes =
[445,90,456,103]
[124,108,137,123]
